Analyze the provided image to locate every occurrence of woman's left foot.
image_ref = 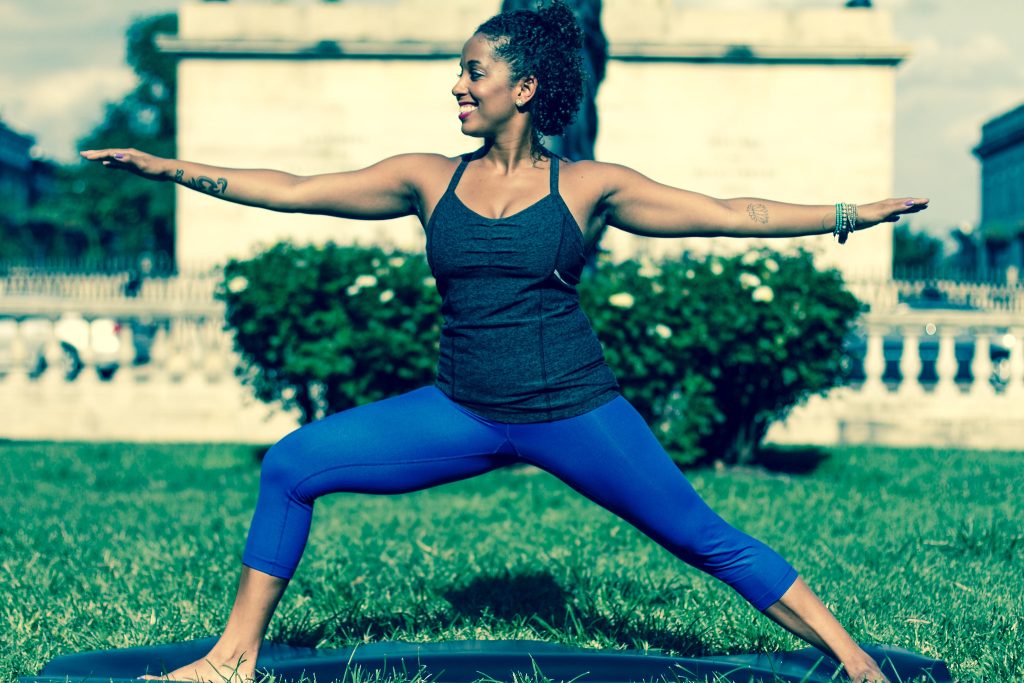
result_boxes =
[843,652,889,683]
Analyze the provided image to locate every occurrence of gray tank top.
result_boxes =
[425,149,621,422]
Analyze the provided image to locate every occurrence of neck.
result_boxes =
[477,128,544,173]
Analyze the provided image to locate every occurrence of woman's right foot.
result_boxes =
[136,649,258,683]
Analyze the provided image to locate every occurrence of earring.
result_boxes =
[515,98,523,107]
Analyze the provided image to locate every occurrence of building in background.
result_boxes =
[159,0,908,281]
[0,117,53,221]
[973,101,1024,281]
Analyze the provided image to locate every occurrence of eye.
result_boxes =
[456,67,483,80]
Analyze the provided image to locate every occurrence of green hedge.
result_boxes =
[217,242,862,466]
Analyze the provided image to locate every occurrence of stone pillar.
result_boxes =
[898,327,921,398]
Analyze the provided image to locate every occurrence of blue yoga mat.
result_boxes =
[21,637,952,683]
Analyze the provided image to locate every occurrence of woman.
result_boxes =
[83,3,927,682]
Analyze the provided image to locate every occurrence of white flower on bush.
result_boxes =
[422,276,436,288]
[685,269,695,279]
[226,275,248,293]
[388,256,406,268]
[710,260,724,275]
[764,258,779,273]
[346,274,377,296]
[739,272,761,289]
[379,289,395,303]
[371,258,381,267]
[638,256,661,278]
[653,323,672,339]
[752,285,775,303]
[608,292,635,308]
[651,281,664,294]
[741,250,761,266]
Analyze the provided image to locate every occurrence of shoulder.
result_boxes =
[375,152,469,190]
[557,159,639,198]
[377,152,455,174]
[558,158,636,181]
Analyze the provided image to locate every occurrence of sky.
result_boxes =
[1,0,1022,236]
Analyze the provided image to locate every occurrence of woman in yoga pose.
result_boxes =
[83,3,926,682]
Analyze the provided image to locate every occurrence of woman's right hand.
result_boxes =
[79,148,168,181]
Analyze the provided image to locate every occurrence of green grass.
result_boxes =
[0,442,1021,682]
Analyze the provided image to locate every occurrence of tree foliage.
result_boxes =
[6,13,178,267]
[892,222,945,278]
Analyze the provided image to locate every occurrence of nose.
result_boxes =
[452,74,468,99]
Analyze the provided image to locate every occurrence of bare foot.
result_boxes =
[136,649,258,683]
[843,652,890,683]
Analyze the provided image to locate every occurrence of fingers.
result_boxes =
[79,148,133,164]
[898,197,929,213]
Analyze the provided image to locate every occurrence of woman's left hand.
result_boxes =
[856,197,930,229]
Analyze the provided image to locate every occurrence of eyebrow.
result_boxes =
[459,59,484,67]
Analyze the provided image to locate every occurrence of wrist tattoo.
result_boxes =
[185,175,229,195]
[174,169,183,183]
[746,203,769,224]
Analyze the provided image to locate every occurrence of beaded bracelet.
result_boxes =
[834,202,857,244]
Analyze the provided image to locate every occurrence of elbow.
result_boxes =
[274,177,311,214]
[718,199,751,237]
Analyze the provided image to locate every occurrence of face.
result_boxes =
[451,33,530,137]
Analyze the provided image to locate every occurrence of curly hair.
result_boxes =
[476,0,585,159]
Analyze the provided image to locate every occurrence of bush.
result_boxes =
[217,242,441,423]
[219,242,862,466]
[579,247,864,466]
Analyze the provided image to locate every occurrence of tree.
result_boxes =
[892,222,945,278]
[19,13,178,269]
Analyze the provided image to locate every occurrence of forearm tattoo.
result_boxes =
[746,202,769,224]
[175,169,228,195]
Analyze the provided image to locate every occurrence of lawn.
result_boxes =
[1,441,1021,682]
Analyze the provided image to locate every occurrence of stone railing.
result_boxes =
[0,270,300,442]
[1,272,1023,448]
[846,274,1024,314]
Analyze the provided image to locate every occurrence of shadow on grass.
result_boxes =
[250,444,272,465]
[752,445,832,474]
[274,568,714,659]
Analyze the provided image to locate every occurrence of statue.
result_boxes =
[501,0,609,266]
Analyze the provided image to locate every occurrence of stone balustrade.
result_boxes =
[1,272,1022,448]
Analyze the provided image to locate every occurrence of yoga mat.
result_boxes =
[21,637,953,683]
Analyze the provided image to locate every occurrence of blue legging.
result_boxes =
[241,386,798,611]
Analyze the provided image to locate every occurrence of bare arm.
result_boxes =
[594,162,928,238]
[79,148,440,220]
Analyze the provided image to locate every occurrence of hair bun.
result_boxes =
[537,1,583,50]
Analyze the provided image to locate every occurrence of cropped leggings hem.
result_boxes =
[241,385,798,610]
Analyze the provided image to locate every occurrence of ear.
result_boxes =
[516,74,538,107]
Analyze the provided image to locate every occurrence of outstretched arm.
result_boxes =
[594,162,928,238]
[79,148,439,220]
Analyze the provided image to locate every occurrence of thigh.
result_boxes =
[508,396,730,546]
[263,385,514,499]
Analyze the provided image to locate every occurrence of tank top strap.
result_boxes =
[442,152,475,197]
[549,155,560,196]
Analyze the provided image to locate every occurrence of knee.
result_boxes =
[258,430,309,494]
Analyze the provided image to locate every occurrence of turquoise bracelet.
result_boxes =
[834,202,857,244]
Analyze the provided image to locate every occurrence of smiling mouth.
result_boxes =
[458,103,478,119]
